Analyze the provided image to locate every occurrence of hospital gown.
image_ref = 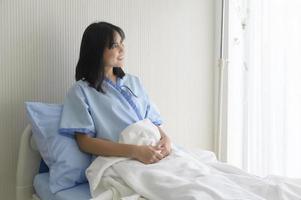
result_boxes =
[59,73,163,142]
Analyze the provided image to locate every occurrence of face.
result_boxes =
[103,32,125,68]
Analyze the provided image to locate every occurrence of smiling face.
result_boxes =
[103,32,125,69]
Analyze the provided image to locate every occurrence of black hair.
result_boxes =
[75,22,125,93]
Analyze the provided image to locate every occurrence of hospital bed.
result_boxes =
[17,124,301,200]
[16,125,91,200]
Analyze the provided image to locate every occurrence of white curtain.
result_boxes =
[227,0,301,178]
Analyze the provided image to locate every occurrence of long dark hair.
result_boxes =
[75,22,125,93]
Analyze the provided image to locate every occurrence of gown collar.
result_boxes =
[104,76,121,87]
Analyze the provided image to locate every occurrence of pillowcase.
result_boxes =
[25,102,91,193]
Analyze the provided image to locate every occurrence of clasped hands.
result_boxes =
[133,134,171,164]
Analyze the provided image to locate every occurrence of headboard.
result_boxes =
[16,125,41,200]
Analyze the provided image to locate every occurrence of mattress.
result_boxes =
[33,173,91,200]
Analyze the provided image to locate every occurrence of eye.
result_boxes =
[111,43,118,48]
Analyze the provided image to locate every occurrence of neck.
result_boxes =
[104,66,116,82]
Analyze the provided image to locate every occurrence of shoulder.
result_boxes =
[65,80,90,98]
[121,73,148,97]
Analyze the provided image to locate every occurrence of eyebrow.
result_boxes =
[112,41,123,45]
[114,37,124,43]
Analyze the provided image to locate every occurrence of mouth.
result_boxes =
[117,56,124,61]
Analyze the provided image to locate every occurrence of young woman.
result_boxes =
[59,22,171,164]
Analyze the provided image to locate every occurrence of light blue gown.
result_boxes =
[59,73,163,142]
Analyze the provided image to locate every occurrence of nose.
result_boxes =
[119,43,125,53]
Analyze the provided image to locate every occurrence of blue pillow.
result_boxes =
[25,102,91,193]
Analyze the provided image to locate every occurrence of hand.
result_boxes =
[132,145,164,164]
[156,135,171,158]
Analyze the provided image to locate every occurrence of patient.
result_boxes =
[58,22,171,164]
[58,22,301,200]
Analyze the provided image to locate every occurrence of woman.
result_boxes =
[59,22,171,164]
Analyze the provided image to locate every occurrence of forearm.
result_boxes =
[75,133,137,158]
[157,125,168,138]
[156,125,172,156]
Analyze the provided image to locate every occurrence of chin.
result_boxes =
[117,63,125,68]
[113,66,123,69]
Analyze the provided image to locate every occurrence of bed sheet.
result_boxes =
[33,173,91,200]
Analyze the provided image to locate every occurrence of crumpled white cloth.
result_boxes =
[86,119,159,200]
[86,119,301,200]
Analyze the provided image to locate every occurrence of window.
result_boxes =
[225,0,301,177]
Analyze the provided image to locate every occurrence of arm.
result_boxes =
[75,133,164,164]
[75,133,136,157]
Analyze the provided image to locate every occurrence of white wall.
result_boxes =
[0,0,215,199]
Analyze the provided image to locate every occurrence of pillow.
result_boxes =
[25,102,91,193]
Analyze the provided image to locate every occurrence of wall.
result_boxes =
[0,0,215,198]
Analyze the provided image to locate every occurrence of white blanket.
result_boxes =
[86,119,301,200]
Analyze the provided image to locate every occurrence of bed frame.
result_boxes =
[16,125,41,200]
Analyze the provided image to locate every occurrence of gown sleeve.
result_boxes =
[58,84,96,138]
[138,78,163,126]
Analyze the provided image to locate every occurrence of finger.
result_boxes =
[150,157,159,164]
[161,148,167,154]
[154,145,164,151]
[160,149,168,157]
[155,141,163,148]
[157,139,167,146]
[155,151,164,160]
[151,145,164,151]
[157,137,166,146]
[153,145,166,154]
[150,153,162,163]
